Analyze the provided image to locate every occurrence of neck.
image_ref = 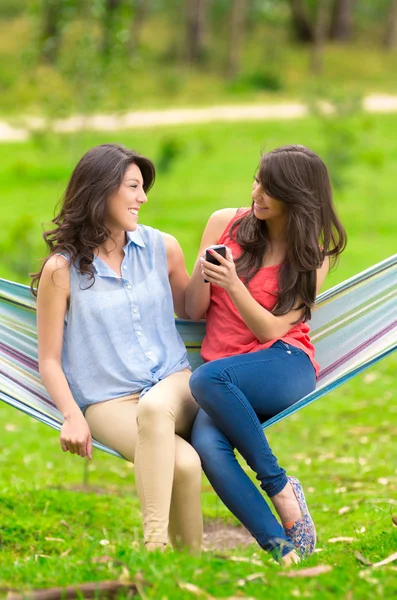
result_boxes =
[266,217,287,244]
[98,230,127,256]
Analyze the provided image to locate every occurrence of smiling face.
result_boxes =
[105,163,147,233]
[251,176,288,224]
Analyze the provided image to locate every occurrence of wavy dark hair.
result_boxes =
[30,143,155,295]
[230,145,347,322]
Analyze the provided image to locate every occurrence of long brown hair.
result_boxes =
[31,143,155,295]
[230,145,347,322]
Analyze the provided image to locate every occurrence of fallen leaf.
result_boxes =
[328,537,356,544]
[245,573,266,583]
[59,520,71,529]
[92,555,114,564]
[229,556,263,566]
[372,551,397,568]
[99,539,110,546]
[280,565,332,578]
[355,527,366,534]
[355,552,372,566]
[60,548,71,558]
[377,478,389,485]
[363,372,378,383]
[5,424,18,432]
[392,515,397,527]
[178,582,214,598]
[44,537,64,543]
[338,506,351,515]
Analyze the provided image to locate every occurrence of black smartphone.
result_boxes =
[204,244,227,283]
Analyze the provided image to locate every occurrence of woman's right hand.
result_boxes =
[60,412,93,459]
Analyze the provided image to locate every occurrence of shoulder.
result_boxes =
[204,208,243,237]
[39,254,70,294]
[159,232,184,270]
[316,255,330,294]
[160,231,181,251]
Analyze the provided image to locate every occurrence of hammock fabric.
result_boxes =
[1,255,396,458]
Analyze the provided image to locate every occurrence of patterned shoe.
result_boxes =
[283,476,316,557]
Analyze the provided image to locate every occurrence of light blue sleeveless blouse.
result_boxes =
[61,225,190,412]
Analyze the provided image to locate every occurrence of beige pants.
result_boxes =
[85,369,203,552]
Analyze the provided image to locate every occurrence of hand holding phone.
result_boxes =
[203,244,227,283]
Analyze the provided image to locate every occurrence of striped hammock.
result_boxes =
[1,254,396,459]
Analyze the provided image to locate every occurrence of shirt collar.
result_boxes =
[125,227,145,248]
[92,228,145,274]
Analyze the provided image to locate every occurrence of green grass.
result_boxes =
[0,114,396,597]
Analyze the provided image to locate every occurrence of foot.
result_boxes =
[271,481,302,525]
[145,542,167,552]
[282,477,316,558]
[281,549,300,566]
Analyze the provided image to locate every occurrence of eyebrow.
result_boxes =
[125,178,142,183]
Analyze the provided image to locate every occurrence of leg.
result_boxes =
[190,344,315,497]
[192,409,294,557]
[136,369,202,548]
[85,385,202,552]
[190,344,316,555]
[168,435,203,554]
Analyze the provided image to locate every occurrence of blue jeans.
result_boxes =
[190,341,316,556]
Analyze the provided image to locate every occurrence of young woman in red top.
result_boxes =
[185,145,346,565]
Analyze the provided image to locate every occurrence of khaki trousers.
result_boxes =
[85,369,203,552]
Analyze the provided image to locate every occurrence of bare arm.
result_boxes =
[161,232,190,319]
[37,255,92,459]
[185,208,238,320]
[202,250,330,342]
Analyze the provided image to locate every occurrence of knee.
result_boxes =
[173,447,202,486]
[190,363,220,408]
[136,394,172,429]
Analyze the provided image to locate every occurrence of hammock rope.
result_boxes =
[1,254,396,458]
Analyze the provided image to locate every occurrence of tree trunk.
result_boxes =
[289,0,315,43]
[227,0,247,79]
[39,0,63,64]
[101,0,121,58]
[311,0,332,75]
[384,0,397,50]
[186,0,207,63]
[330,0,353,41]
[129,0,149,54]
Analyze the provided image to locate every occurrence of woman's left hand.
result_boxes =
[200,247,240,292]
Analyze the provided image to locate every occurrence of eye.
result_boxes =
[130,185,138,189]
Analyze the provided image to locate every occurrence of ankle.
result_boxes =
[145,541,167,552]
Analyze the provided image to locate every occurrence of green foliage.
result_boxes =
[0,215,37,278]
[309,94,385,191]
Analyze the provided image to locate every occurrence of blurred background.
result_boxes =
[1,3,397,593]
[0,0,396,285]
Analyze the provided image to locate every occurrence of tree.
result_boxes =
[330,0,353,41]
[186,0,207,63]
[227,0,248,79]
[129,0,149,54]
[288,0,315,43]
[101,0,122,58]
[39,0,64,63]
[384,0,397,50]
[311,0,332,75]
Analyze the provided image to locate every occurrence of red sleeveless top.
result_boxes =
[201,209,320,377]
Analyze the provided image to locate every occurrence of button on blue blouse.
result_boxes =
[61,225,190,412]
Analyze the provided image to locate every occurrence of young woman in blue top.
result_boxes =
[32,143,202,553]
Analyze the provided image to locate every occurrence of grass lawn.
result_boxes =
[0,114,396,598]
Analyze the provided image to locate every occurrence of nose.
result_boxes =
[138,189,148,204]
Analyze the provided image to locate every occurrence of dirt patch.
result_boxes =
[203,521,255,551]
